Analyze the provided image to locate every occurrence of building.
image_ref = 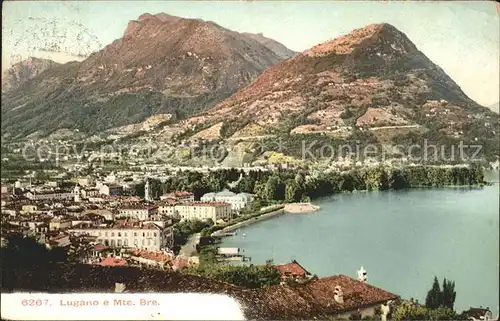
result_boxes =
[68,220,174,251]
[158,204,178,217]
[175,202,232,223]
[49,218,72,231]
[463,307,495,321]
[97,257,128,267]
[21,204,38,214]
[129,249,175,269]
[201,189,254,212]
[98,184,123,196]
[274,260,312,281]
[117,205,158,220]
[256,274,398,319]
[25,190,73,201]
[160,191,194,202]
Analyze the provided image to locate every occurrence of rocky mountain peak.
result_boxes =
[2,57,60,93]
[303,23,417,58]
[124,12,184,38]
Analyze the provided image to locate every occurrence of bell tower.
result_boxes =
[144,178,152,202]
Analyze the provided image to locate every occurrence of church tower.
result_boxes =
[144,179,153,202]
[74,185,81,203]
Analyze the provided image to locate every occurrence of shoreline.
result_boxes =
[211,208,285,237]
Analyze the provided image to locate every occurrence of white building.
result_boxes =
[201,189,254,212]
[158,204,178,217]
[98,184,123,196]
[25,190,74,201]
[175,202,232,224]
[116,205,158,221]
[68,221,173,251]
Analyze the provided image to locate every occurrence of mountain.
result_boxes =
[1,13,293,138]
[175,23,498,158]
[1,57,60,93]
[488,102,499,113]
[242,33,296,59]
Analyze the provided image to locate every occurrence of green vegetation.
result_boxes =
[150,165,485,207]
[425,276,456,310]
[172,219,213,253]
[184,263,281,288]
[183,245,281,288]
[390,276,461,321]
[392,303,464,321]
[0,234,67,268]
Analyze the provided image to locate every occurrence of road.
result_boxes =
[369,125,422,131]
[179,233,201,257]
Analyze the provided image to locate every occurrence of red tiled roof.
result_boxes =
[274,260,310,279]
[93,244,107,252]
[131,250,175,264]
[97,257,127,267]
[253,275,399,318]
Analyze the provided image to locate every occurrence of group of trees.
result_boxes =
[391,276,461,321]
[148,165,484,206]
[172,219,214,253]
[425,276,457,310]
[1,234,68,269]
[183,245,282,289]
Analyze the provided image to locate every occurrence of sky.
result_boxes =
[2,1,499,106]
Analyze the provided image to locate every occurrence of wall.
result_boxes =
[211,209,285,236]
[336,303,382,319]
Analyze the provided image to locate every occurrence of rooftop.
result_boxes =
[274,260,311,278]
[97,257,128,267]
[3,264,399,320]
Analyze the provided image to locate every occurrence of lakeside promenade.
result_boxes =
[211,203,321,237]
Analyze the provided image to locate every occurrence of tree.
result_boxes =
[285,179,301,203]
[0,234,68,268]
[441,278,456,310]
[425,276,442,309]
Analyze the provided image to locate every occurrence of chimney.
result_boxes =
[357,266,367,283]
[334,285,344,304]
[115,283,126,293]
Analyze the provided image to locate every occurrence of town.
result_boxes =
[1,163,495,320]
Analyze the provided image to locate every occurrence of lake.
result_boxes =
[221,171,499,315]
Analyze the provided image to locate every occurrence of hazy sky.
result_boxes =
[2,1,499,106]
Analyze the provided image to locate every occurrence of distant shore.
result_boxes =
[284,202,320,214]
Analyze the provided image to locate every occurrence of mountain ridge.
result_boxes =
[158,22,498,161]
[1,13,294,138]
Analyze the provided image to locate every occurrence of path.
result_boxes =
[179,233,201,257]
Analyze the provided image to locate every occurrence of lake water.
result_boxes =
[221,171,499,315]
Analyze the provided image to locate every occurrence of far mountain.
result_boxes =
[1,13,294,138]
[1,57,60,93]
[242,32,296,59]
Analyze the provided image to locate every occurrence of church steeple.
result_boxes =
[144,178,153,202]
